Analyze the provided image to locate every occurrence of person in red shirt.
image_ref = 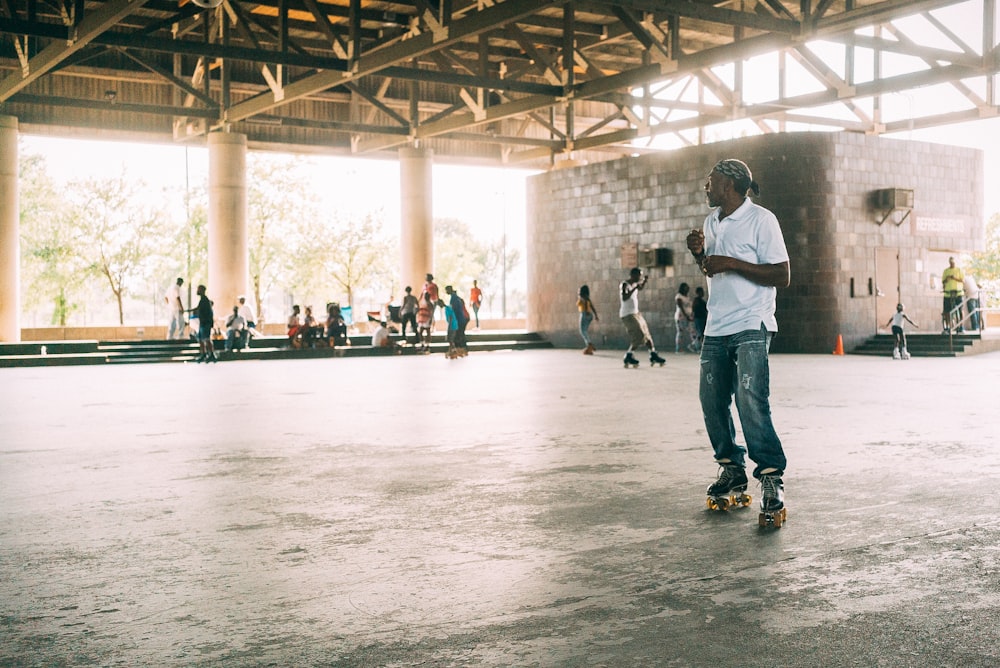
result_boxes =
[422,273,440,332]
[469,280,483,328]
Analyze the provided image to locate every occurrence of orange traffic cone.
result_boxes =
[833,334,844,356]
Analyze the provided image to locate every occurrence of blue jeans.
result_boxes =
[699,326,786,478]
[579,311,594,346]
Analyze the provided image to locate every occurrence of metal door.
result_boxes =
[875,248,900,332]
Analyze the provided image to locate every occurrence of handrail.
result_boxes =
[943,290,985,354]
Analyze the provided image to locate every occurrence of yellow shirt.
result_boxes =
[942,266,964,294]
[577,297,594,314]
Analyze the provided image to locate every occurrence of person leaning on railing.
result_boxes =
[963,273,982,331]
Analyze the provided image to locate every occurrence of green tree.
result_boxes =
[66,171,172,324]
[158,183,208,311]
[433,218,485,291]
[432,216,524,318]
[247,154,318,323]
[18,150,83,325]
[968,212,1000,307]
[481,237,522,317]
[292,211,396,313]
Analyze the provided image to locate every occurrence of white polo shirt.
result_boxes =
[702,198,789,337]
[619,281,640,318]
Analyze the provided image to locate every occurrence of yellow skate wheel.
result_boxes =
[707,497,729,511]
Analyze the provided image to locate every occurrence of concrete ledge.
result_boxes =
[17,319,528,342]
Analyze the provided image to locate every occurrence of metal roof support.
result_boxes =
[0,0,150,100]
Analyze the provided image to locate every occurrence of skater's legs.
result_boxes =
[579,311,593,348]
[675,319,695,352]
[635,313,657,352]
[622,314,646,358]
[699,335,744,467]
[731,327,786,478]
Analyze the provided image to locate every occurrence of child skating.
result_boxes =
[884,303,918,359]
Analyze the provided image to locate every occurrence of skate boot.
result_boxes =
[706,463,751,511]
[649,351,666,367]
[901,346,910,360]
[758,472,787,528]
[623,352,640,368]
[892,347,901,360]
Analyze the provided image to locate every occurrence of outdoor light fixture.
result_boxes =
[191,0,224,8]
[874,188,914,226]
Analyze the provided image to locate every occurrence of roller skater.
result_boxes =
[758,471,787,528]
[706,462,751,511]
[577,285,599,355]
[884,303,917,361]
[687,158,790,528]
[619,267,664,369]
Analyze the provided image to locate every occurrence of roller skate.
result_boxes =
[892,347,901,360]
[649,351,666,367]
[623,352,640,368]
[706,463,751,511]
[758,472,787,528]
[901,346,910,360]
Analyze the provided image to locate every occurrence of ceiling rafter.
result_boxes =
[0,0,994,170]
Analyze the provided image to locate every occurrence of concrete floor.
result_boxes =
[1,349,999,667]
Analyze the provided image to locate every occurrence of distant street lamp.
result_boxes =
[185,146,192,310]
[501,191,507,319]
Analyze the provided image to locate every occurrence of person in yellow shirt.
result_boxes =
[941,256,965,332]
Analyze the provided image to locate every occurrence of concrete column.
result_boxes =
[207,132,248,318]
[399,147,433,292]
[0,116,19,343]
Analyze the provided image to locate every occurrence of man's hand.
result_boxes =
[686,229,705,255]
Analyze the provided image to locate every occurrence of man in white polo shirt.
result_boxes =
[686,158,791,527]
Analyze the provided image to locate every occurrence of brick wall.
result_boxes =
[527,133,983,353]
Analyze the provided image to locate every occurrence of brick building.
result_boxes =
[527,132,983,354]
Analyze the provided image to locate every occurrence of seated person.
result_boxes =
[237,295,258,337]
[325,303,348,346]
[302,305,320,347]
[224,305,247,352]
[287,304,303,343]
[371,320,392,348]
